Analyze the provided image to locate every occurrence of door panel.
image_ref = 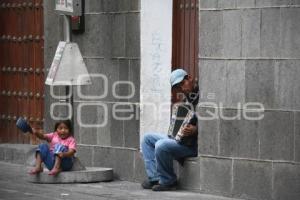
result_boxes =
[172,0,199,103]
[0,0,44,144]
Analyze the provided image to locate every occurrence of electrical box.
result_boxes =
[71,15,85,33]
[55,0,82,16]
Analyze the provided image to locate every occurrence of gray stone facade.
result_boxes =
[44,0,143,182]
[43,0,300,199]
[197,0,300,199]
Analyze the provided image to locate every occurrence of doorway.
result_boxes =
[171,0,199,103]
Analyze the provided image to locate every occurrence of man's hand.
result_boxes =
[182,124,197,136]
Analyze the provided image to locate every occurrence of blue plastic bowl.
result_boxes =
[16,117,33,133]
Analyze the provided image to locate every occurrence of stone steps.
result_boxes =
[0,143,114,183]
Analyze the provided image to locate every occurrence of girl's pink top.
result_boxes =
[44,132,77,152]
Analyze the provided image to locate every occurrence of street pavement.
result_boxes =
[0,161,243,200]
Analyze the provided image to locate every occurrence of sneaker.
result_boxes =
[141,180,159,189]
[152,181,177,191]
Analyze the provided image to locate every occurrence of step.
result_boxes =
[0,143,36,165]
[0,143,86,170]
[0,143,114,183]
[26,167,113,183]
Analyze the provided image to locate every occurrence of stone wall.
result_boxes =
[44,0,145,181]
[191,0,300,199]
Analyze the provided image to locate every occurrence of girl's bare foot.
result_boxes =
[48,168,62,176]
[28,167,43,175]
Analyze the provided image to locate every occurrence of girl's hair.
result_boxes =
[54,119,73,135]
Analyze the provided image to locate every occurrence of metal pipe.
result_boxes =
[63,15,71,42]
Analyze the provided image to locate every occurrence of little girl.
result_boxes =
[29,120,77,176]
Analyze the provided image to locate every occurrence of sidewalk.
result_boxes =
[0,161,243,200]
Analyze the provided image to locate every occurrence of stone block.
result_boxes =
[125,13,140,58]
[75,102,108,145]
[258,111,294,161]
[112,102,139,148]
[72,14,111,57]
[111,14,126,57]
[293,65,300,111]
[123,114,140,149]
[117,0,140,11]
[280,8,300,58]
[85,0,140,13]
[76,145,94,167]
[233,160,272,200]
[93,146,115,168]
[261,8,281,57]
[80,128,98,145]
[273,163,300,200]
[4,148,13,162]
[113,148,135,180]
[199,11,223,57]
[70,157,86,171]
[44,86,67,127]
[218,0,236,9]
[0,146,4,160]
[129,59,140,103]
[12,149,26,164]
[73,103,81,142]
[197,107,219,155]
[274,60,300,110]
[222,10,242,57]
[96,103,112,146]
[219,109,259,158]
[0,144,37,165]
[225,60,245,107]
[179,157,200,191]
[296,112,300,162]
[256,0,291,7]
[44,0,62,68]
[245,60,275,109]
[50,100,71,121]
[110,105,125,147]
[74,59,120,102]
[85,0,118,12]
[117,59,130,102]
[291,0,300,5]
[199,0,218,8]
[236,0,255,8]
[84,0,103,13]
[199,60,226,104]
[133,150,147,182]
[200,157,232,196]
[85,0,126,13]
[241,9,260,57]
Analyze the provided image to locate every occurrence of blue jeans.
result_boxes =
[141,132,197,185]
[36,143,73,171]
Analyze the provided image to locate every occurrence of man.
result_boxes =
[141,69,199,191]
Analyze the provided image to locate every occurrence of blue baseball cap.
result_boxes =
[170,69,187,87]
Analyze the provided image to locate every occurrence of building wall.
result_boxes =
[44,0,145,181]
[44,0,300,199]
[191,0,300,199]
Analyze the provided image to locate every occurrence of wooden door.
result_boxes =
[172,0,199,102]
[0,0,44,144]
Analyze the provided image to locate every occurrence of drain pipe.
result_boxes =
[63,15,74,127]
[63,15,71,42]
